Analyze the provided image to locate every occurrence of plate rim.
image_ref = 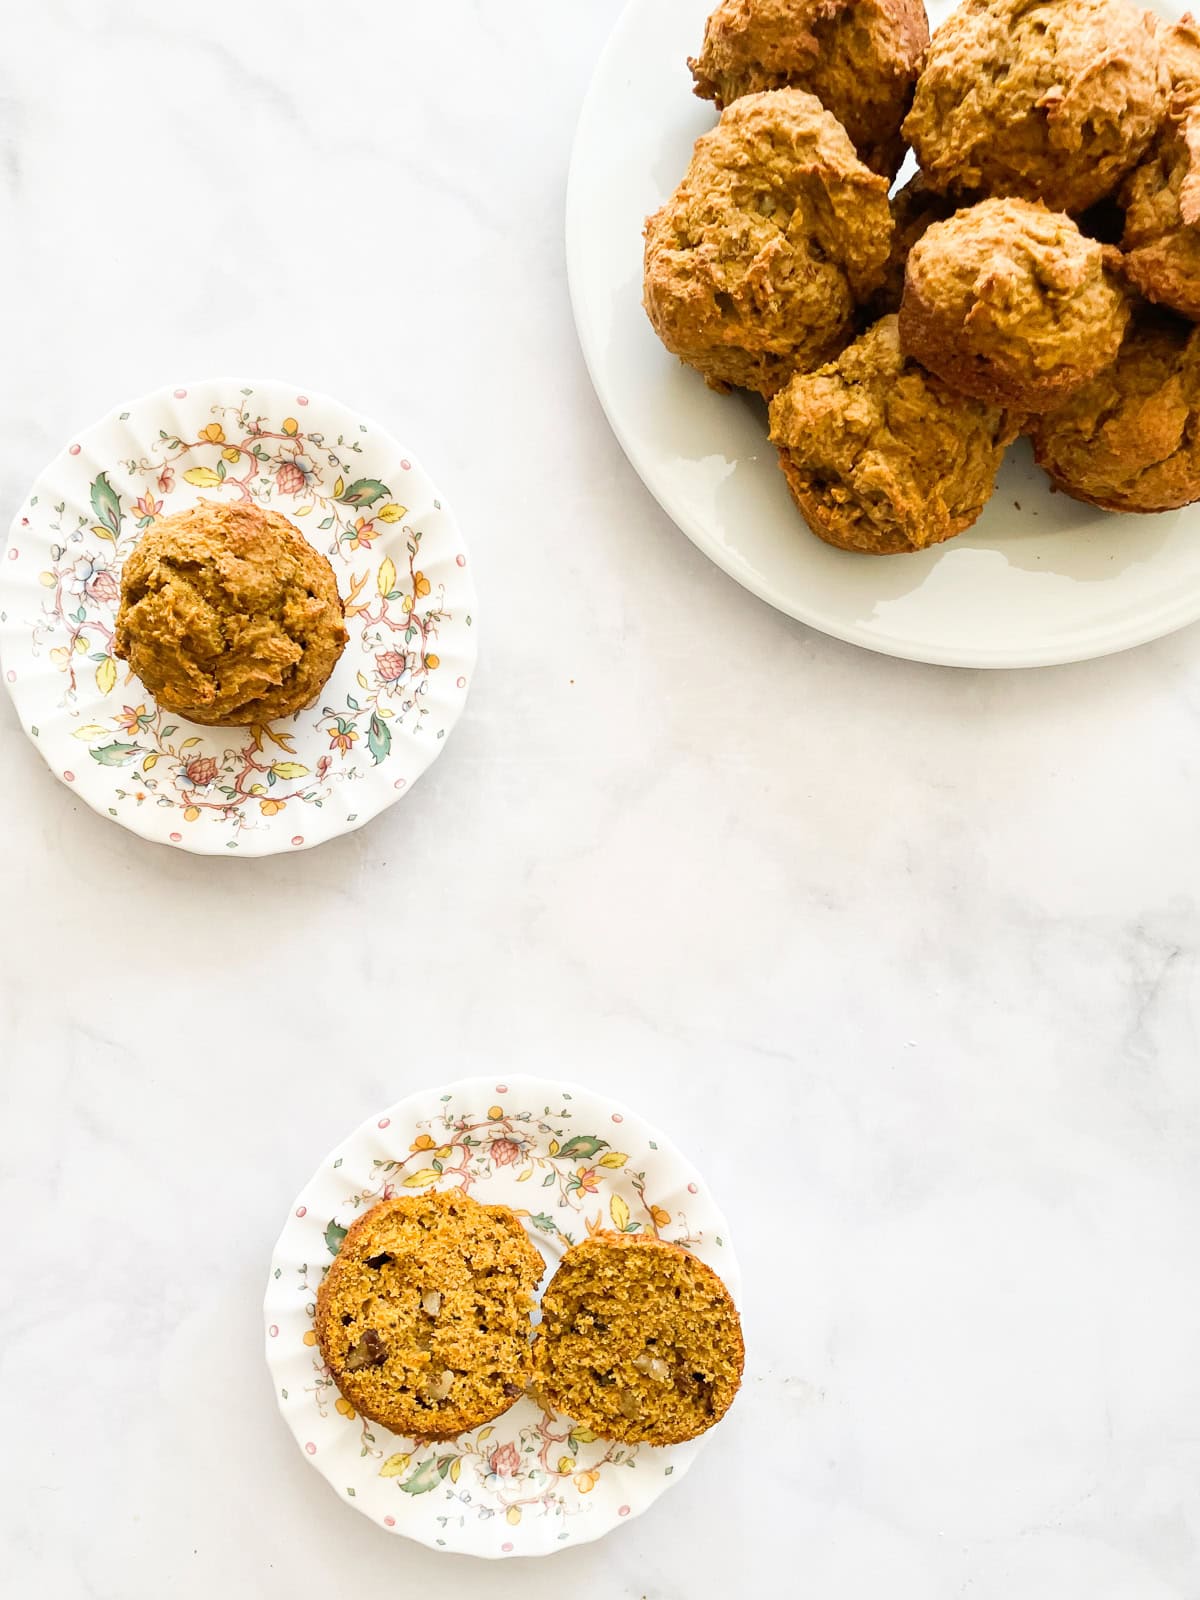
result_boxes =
[565,0,1200,670]
[263,1072,742,1559]
[0,374,478,855]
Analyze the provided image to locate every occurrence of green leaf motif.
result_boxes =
[90,741,141,767]
[556,1135,608,1161]
[324,1219,348,1256]
[398,1458,442,1496]
[528,1212,557,1233]
[367,712,391,767]
[337,477,390,508]
[90,471,123,535]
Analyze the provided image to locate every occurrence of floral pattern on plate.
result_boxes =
[0,379,477,855]
[264,1076,741,1559]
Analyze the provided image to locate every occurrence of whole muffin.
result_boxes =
[534,1233,744,1446]
[315,1190,545,1440]
[1118,19,1200,318]
[1031,309,1200,511]
[899,197,1130,410]
[903,0,1167,214]
[114,499,347,726]
[768,316,1017,554]
[643,88,892,395]
[688,0,929,178]
[862,172,957,319]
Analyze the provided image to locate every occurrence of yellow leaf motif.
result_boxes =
[143,753,159,772]
[477,1427,494,1443]
[39,571,57,588]
[293,505,312,517]
[74,636,89,655]
[598,1152,628,1170]
[377,503,407,524]
[92,525,116,544]
[570,1427,598,1445]
[548,1139,560,1157]
[506,1506,521,1526]
[221,446,241,463]
[557,1456,574,1475]
[610,1193,631,1232]
[50,647,69,666]
[282,417,298,436]
[401,595,413,614]
[72,724,109,740]
[377,557,397,600]
[515,1166,533,1183]
[449,1458,462,1483]
[333,476,345,499]
[270,761,310,780]
[379,1453,410,1478]
[95,656,117,695]
[183,467,223,488]
[180,737,201,749]
[403,1168,442,1187]
[356,671,368,690]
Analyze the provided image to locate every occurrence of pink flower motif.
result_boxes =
[183,755,219,788]
[157,465,175,495]
[87,570,120,604]
[489,1442,520,1478]
[274,443,316,496]
[490,1137,523,1168]
[376,649,407,683]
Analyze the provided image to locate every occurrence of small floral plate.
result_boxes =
[0,379,477,855]
[264,1076,741,1559]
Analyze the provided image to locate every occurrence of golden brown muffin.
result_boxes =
[1031,308,1200,511]
[534,1233,744,1446]
[904,0,1167,214]
[643,88,892,395]
[114,500,347,726]
[315,1190,545,1441]
[1117,18,1200,318]
[899,197,1130,410]
[862,172,957,320]
[689,0,930,178]
[768,316,1017,554]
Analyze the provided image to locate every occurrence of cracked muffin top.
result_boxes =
[1031,307,1200,512]
[1117,16,1200,318]
[768,315,1017,554]
[903,0,1168,213]
[689,0,929,177]
[315,1189,545,1441]
[643,88,892,395]
[898,196,1130,410]
[113,499,347,727]
[534,1233,744,1446]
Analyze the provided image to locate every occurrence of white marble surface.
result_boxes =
[2,2,1199,1595]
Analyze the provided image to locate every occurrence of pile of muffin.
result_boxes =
[315,1188,745,1446]
[643,0,1200,555]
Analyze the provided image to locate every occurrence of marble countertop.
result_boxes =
[2,3,1199,1596]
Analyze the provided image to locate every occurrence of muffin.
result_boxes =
[315,1189,545,1441]
[534,1233,744,1446]
[1031,308,1200,511]
[688,0,930,178]
[903,0,1167,214]
[863,172,957,320]
[1117,19,1200,319]
[899,197,1130,410]
[114,499,347,726]
[768,316,1017,554]
[643,88,892,395]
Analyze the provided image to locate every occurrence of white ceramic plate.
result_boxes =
[0,379,476,855]
[264,1075,741,1559]
[566,0,1197,668]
